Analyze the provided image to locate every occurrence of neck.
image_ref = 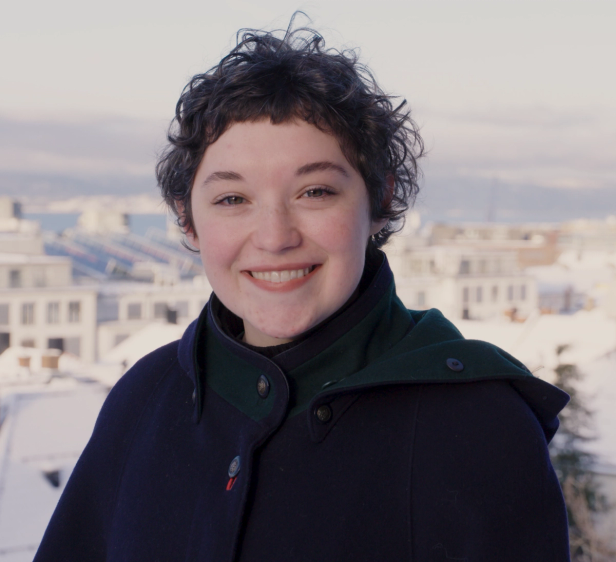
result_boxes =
[242,324,295,347]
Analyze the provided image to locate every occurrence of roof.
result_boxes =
[101,322,185,370]
[0,384,108,558]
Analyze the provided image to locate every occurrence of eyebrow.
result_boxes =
[296,161,350,178]
[201,161,349,187]
[201,170,244,186]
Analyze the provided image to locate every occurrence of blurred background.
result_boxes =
[1,1,615,560]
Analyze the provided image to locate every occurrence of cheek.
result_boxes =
[314,207,372,254]
[194,218,241,277]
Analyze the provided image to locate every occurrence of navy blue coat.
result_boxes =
[34,258,570,561]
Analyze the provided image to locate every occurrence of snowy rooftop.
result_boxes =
[101,322,186,370]
[0,384,108,561]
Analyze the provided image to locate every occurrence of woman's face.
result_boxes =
[188,120,385,347]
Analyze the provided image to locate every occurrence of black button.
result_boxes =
[256,375,270,398]
[192,389,196,404]
[446,358,464,372]
[315,404,332,423]
[228,456,241,478]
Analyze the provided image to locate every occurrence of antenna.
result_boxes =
[486,177,499,223]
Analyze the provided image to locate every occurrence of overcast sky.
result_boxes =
[1,0,615,193]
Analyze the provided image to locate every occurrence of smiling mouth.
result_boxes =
[248,265,317,283]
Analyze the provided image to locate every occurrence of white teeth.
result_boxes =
[250,267,314,283]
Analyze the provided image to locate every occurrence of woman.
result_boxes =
[35,23,570,561]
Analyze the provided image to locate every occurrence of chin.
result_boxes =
[253,313,319,341]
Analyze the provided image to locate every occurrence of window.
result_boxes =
[478,260,487,274]
[476,286,483,303]
[9,270,21,288]
[459,260,470,275]
[21,338,35,348]
[65,337,81,357]
[520,285,527,301]
[127,303,142,320]
[48,338,64,352]
[507,285,514,301]
[462,287,469,303]
[175,301,189,318]
[417,291,426,307]
[68,301,81,323]
[0,304,8,325]
[154,302,168,319]
[21,303,35,325]
[0,333,9,355]
[491,286,498,302]
[47,302,60,324]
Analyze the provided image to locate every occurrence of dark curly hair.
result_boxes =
[156,19,424,252]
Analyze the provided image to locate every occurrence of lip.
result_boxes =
[241,264,320,292]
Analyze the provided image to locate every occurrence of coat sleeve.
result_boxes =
[411,380,570,562]
[33,345,179,561]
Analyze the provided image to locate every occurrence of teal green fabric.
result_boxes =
[204,326,276,421]
[285,283,412,417]
[204,279,540,421]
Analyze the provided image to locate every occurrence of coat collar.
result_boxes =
[178,256,569,430]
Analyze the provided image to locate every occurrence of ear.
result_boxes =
[369,174,395,236]
[176,203,200,250]
[185,227,200,251]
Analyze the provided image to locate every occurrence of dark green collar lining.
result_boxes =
[203,322,277,421]
[284,285,413,417]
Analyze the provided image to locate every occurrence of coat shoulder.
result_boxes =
[101,340,182,424]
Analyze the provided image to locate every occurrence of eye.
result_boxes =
[302,187,334,198]
[216,195,245,206]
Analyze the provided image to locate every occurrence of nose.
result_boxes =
[251,205,301,253]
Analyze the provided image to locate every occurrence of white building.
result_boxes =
[76,209,129,235]
[0,197,44,256]
[0,254,97,361]
[386,238,537,321]
[96,276,212,358]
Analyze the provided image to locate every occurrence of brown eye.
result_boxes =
[304,187,333,198]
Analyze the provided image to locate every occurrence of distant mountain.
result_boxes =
[0,171,157,201]
[417,175,615,223]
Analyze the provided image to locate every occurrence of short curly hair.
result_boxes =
[156,20,424,252]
